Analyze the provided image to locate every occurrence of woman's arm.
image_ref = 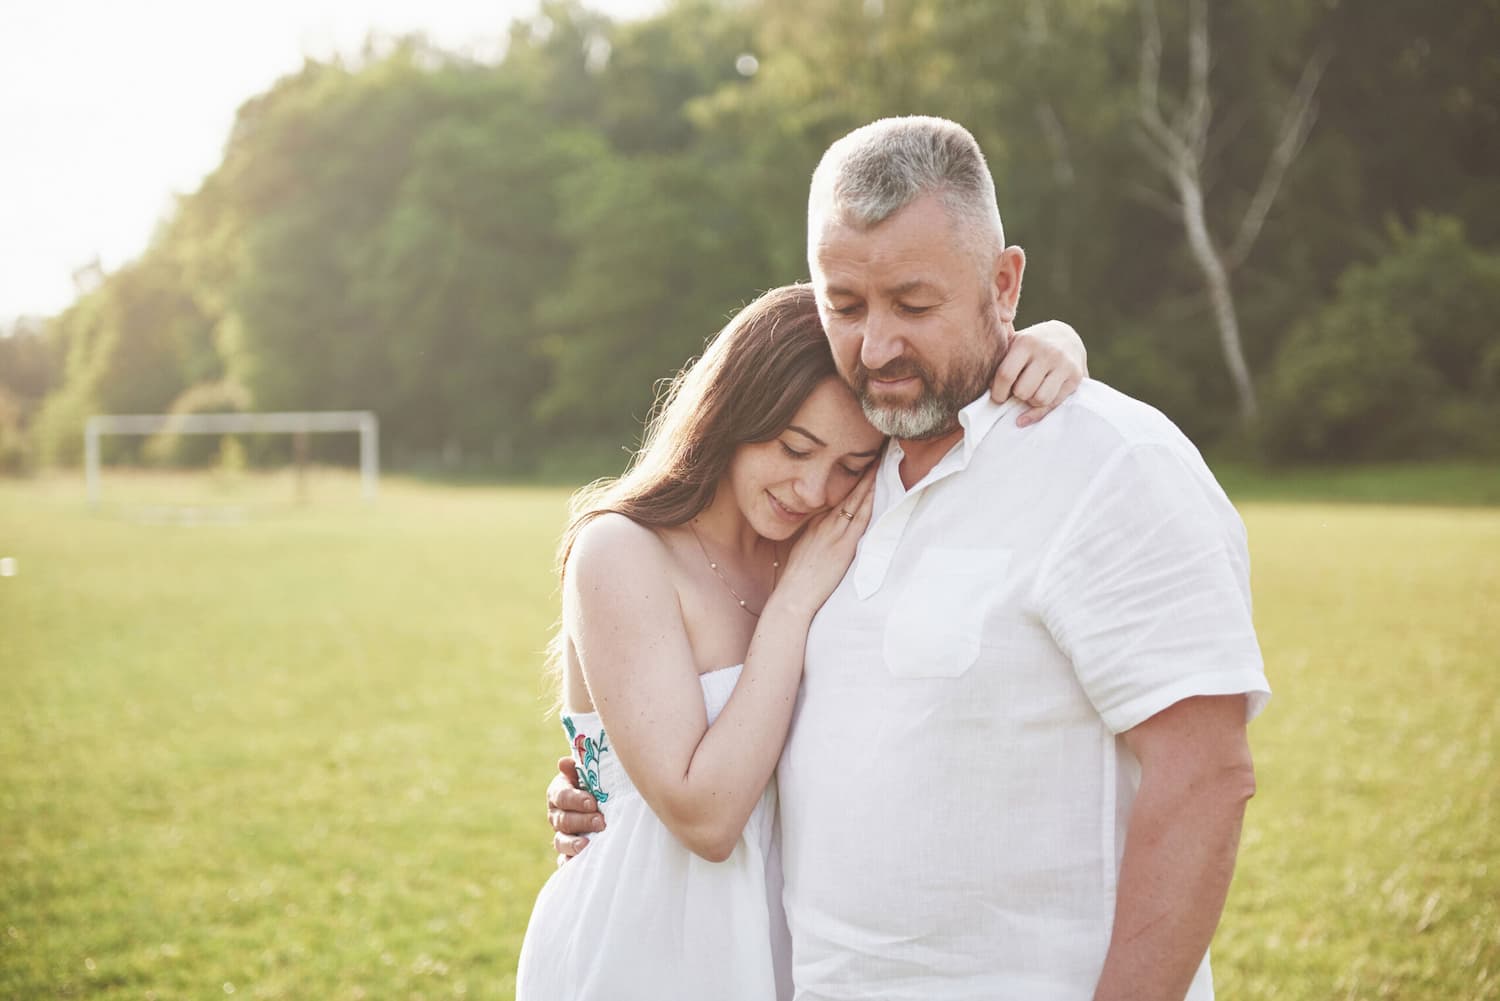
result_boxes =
[991,319,1088,427]
[565,474,874,862]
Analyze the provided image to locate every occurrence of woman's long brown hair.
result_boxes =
[546,283,841,697]
[557,283,839,571]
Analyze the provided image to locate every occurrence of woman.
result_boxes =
[517,284,1085,1000]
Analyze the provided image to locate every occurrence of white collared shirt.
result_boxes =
[777,380,1269,1001]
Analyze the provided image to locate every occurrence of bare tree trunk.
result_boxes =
[1135,0,1324,429]
[1178,168,1258,423]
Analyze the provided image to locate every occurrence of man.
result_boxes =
[552,116,1268,1000]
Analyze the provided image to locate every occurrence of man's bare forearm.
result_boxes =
[1092,765,1253,1001]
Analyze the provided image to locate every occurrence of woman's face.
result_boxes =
[725,377,886,540]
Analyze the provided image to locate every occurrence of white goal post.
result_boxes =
[85,410,379,506]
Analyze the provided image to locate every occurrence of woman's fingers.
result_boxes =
[857,468,876,510]
[990,340,1028,402]
[1010,358,1047,403]
[852,479,875,531]
[1016,370,1074,428]
[839,469,876,534]
[829,471,871,526]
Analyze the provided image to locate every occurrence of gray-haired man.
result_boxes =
[553,117,1268,1000]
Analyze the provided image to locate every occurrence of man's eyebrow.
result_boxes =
[822,285,858,299]
[787,425,882,458]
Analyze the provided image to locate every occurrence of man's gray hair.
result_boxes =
[808,116,1005,259]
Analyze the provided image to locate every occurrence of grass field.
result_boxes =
[2,470,1497,999]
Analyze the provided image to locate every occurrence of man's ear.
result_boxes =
[993,246,1026,323]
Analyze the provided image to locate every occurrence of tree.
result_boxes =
[1263,215,1500,461]
[14,0,1498,471]
[362,100,594,464]
[29,252,218,465]
[1134,0,1326,426]
[0,317,59,474]
[536,149,777,444]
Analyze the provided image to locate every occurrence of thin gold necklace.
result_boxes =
[687,521,780,616]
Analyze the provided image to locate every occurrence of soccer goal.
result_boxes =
[84,410,379,507]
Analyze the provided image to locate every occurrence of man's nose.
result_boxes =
[859,309,904,372]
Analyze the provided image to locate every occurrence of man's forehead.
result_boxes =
[811,200,964,284]
[819,275,945,298]
[812,230,950,294]
[810,217,868,258]
[810,191,952,243]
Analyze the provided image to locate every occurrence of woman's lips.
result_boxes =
[767,492,809,523]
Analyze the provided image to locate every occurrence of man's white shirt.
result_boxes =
[777,380,1270,1000]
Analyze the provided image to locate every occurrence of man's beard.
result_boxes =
[852,307,1005,440]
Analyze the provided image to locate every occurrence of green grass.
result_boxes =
[2,475,568,1000]
[1,470,1497,999]
[1221,502,1498,998]
[1211,459,1500,507]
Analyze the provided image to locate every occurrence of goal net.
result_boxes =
[85,411,379,510]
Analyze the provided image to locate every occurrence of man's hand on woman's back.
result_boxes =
[548,756,605,864]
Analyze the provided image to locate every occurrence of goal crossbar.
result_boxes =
[85,410,379,505]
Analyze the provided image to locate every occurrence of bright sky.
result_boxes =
[0,0,662,325]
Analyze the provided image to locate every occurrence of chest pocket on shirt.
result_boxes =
[883,547,1012,678]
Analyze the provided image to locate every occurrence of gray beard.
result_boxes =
[855,310,1004,441]
[859,394,956,440]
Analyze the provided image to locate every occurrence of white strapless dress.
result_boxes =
[516,665,791,1000]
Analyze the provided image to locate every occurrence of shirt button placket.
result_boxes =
[853,499,915,599]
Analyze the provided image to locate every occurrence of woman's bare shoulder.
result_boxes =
[567,512,674,584]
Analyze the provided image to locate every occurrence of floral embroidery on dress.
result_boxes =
[563,716,610,804]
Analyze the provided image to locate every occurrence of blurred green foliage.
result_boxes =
[5,0,1498,473]
[1263,217,1500,461]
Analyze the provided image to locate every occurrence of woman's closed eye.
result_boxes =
[780,442,809,460]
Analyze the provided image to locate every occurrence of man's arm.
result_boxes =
[1093,695,1256,1001]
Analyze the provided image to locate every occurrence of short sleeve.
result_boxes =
[1032,442,1270,734]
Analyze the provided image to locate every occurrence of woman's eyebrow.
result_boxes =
[788,425,880,457]
[785,425,825,446]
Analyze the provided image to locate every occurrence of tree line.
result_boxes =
[2,0,1497,477]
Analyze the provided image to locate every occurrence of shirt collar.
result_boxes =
[955,392,1020,468]
[882,393,1021,496]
